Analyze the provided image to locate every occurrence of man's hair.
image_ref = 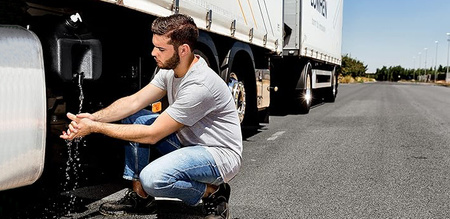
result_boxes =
[151,14,199,50]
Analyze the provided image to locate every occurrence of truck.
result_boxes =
[0,0,343,216]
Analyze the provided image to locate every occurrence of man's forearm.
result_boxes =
[91,83,166,122]
[89,111,183,145]
[92,122,159,145]
[93,96,140,123]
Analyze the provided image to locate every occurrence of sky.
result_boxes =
[342,0,450,73]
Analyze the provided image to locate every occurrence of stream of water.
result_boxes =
[61,72,86,214]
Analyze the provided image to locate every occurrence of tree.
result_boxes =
[375,66,388,81]
[375,66,415,81]
[438,65,445,73]
[339,54,368,77]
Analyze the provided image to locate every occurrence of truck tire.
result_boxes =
[295,63,312,114]
[221,42,258,126]
[324,71,337,102]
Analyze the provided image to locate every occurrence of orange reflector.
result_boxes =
[152,102,162,113]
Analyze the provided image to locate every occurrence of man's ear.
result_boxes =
[179,44,191,56]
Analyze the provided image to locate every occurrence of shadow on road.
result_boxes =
[66,199,206,219]
[270,98,326,116]
[153,200,205,219]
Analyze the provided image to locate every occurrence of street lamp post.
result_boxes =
[413,56,416,81]
[447,33,450,83]
[418,52,422,80]
[435,41,438,83]
[424,48,428,82]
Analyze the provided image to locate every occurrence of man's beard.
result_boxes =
[158,51,180,70]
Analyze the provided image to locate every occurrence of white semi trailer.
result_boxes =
[0,0,343,191]
[272,0,343,113]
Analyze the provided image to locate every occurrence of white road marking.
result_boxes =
[267,131,286,141]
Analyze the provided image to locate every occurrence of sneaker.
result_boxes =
[203,183,231,219]
[99,189,157,215]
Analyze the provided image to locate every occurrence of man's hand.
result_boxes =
[60,112,96,140]
[76,112,97,121]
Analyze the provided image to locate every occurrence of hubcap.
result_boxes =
[305,73,312,105]
[228,73,246,123]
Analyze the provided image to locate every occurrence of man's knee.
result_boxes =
[139,166,176,197]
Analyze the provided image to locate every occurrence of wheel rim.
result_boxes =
[305,73,312,105]
[228,73,246,122]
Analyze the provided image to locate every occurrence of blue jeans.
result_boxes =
[122,109,223,206]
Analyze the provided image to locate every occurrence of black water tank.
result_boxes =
[33,13,102,82]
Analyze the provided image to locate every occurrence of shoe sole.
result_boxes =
[99,207,157,216]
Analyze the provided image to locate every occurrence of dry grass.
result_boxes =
[339,75,376,84]
[435,80,450,87]
[338,75,450,86]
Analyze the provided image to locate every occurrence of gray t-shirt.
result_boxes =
[150,56,242,182]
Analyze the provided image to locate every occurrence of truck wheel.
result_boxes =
[324,73,337,102]
[299,72,312,113]
[228,72,246,122]
[295,63,312,114]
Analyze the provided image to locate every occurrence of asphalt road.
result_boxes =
[4,82,450,218]
[230,82,450,218]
